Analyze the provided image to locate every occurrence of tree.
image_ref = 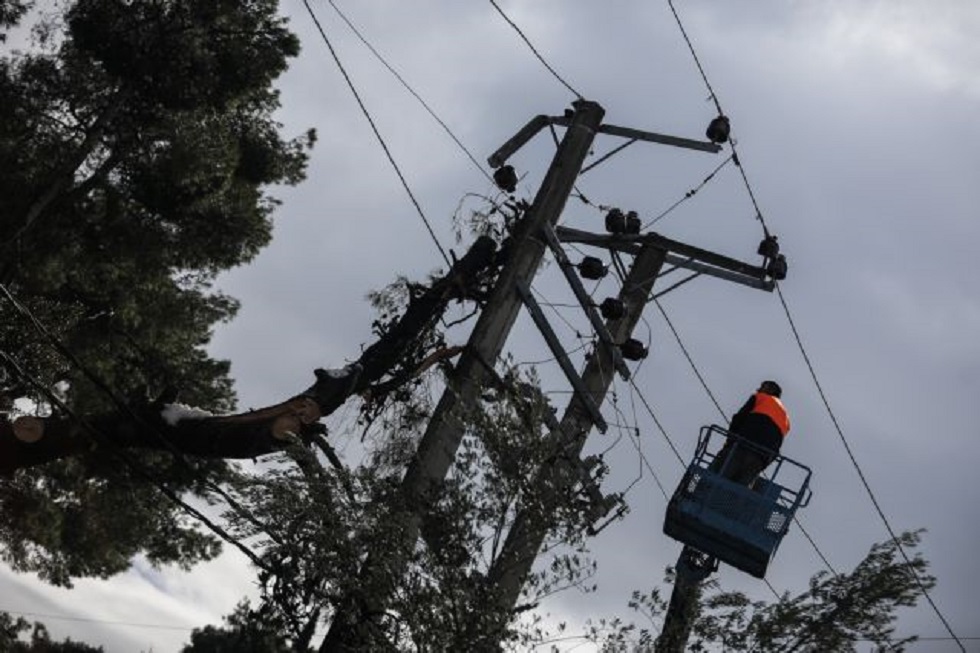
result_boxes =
[0,0,500,593]
[0,0,314,585]
[0,611,104,652]
[181,601,291,653]
[587,530,935,653]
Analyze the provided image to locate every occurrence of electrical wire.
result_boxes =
[300,0,452,268]
[326,0,493,184]
[775,283,965,651]
[649,302,727,421]
[0,608,194,631]
[621,380,670,501]
[0,283,283,550]
[662,5,962,645]
[643,154,734,229]
[665,0,722,116]
[665,0,772,236]
[0,349,270,571]
[579,139,637,176]
[625,376,685,466]
[487,0,584,100]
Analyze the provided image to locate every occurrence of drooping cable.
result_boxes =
[300,0,452,267]
[626,376,685,466]
[487,0,584,99]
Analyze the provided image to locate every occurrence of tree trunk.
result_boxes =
[0,236,498,475]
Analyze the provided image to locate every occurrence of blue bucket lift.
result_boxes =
[663,425,812,578]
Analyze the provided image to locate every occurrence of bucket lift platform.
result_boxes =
[663,425,812,578]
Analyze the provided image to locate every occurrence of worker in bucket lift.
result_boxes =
[712,380,790,486]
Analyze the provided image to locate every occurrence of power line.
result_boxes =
[640,284,845,596]
[665,0,722,115]
[620,379,670,502]
[326,0,493,184]
[300,0,452,267]
[0,349,270,572]
[644,154,734,229]
[648,302,727,422]
[625,376,685,466]
[0,608,195,632]
[664,0,772,237]
[661,5,960,645]
[774,284,965,652]
[580,139,637,176]
[0,282,283,552]
[488,0,584,99]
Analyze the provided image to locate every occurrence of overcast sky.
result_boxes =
[4,1,980,651]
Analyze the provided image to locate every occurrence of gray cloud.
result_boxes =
[11,1,980,650]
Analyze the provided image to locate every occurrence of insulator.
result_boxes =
[605,208,626,234]
[706,115,731,144]
[493,165,518,193]
[768,254,788,280]
[758,234,780,258]
[600,297,627,320]
[620,338,648,361]
[578,256,607,280]
[625,210,641,235]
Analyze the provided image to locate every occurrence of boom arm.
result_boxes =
[655,546,718,653]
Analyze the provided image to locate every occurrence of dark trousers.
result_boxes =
[709,441,773,486]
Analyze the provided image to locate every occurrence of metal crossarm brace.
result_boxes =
[550,115,722,154]
[541,223,630,380]
[515,279,607,433]
[555,226,774,291]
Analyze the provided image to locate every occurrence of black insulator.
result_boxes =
[620,338,648,361]
[605,208,626,234]
[493,165,518,193]
[758,234,780,258]
[579,256,607,280]
[768,254,788,280]
[625,210,641,235]
[706,115,731,144]
[600,297,627,320]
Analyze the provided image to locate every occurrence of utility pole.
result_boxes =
[472,225,774,649]
[321,99,776,651]
[456,240,667,647]
[320,99,606,651]
[655,546,717,653]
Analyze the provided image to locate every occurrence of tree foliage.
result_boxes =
[0,5,943,652]
[0,0,312,585]
[587,530,935,653]
[181,601,291,653]
[0,611,104,652]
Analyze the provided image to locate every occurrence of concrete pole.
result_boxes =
[464,242,667,646]
[320,100,606,651]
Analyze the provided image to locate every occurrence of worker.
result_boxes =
[712,380,790,486]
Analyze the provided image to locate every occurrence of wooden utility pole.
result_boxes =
[320,99,606,651]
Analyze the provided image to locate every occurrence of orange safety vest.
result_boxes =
[752,392,790,437]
